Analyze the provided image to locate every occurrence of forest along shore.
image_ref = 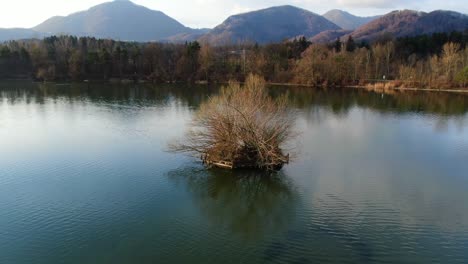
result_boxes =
[0,32,467,90]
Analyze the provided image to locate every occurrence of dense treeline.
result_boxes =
[0,31,467,88]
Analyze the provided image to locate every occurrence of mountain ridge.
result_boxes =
[323,9,381,30]
[0,2,467,44]
[32,0,197,41]
[346,9,468,41]
[199,5,341,45]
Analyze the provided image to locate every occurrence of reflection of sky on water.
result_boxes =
[1,82,468,263]
[289,105,468,262]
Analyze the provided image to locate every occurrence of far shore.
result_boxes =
[1,78,468,94]
[268,82,468,93]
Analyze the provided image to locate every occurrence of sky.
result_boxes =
[0,0,467,29]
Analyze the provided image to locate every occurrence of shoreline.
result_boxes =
[267,82,468,94]
[345,85,468,94]
[2,79,468,94]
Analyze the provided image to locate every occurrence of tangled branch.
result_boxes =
[170,74,295,171]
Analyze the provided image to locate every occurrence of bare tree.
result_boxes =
[170,74,295,171]
[441,43,461,82]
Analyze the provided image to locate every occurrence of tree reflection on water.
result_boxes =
[168,166,298,240]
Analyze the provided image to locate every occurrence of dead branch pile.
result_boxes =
[171,74,294,171]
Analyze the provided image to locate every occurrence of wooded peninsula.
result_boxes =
[0,31,467,89]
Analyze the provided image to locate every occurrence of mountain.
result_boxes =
[1,2,467,45]
[0,28,45,42]
[415,10,468,34]
[310,29,352,43]
[323,10,380,30]
[348,10,468,41]
[199,5,341,45]
[33,0,197,42]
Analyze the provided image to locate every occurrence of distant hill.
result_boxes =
[1,2,467,45]
[163,29,210,43]
[348,10,468,41]
[323,10,380,30]
[32,0,197,42]
[0,28,45,42]
[199,5,341,45]
[415,11,468,34]
[310,29,352,43]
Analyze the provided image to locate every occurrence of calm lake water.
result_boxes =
[1,81,468,264]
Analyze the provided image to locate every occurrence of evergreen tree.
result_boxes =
[345,36,356,52]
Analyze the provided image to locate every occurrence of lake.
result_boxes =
[1,81,468,264]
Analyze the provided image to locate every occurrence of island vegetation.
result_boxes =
[0,31,467,89]
[170,75,293,171]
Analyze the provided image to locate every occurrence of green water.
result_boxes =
[1,82,468,263]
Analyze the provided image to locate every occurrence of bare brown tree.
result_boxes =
[170,74,295,171]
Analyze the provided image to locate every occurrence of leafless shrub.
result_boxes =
[170,74,295,171]
[365,82,399,94]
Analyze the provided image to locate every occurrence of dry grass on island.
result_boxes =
[170,75,295,171]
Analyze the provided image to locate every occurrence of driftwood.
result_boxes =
[171,74,295,171]
[201,153,290,170]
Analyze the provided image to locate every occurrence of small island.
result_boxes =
[171,75,294,171]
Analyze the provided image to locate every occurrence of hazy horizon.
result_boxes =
[0,0,467,29]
